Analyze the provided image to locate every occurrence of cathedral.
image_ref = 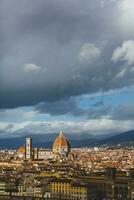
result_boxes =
[53,131,71,156]
[17,131,71,160]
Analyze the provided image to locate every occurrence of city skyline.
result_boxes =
[1,0,134,138]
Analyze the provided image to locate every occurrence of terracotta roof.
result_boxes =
[53,131,70,150]
[17,146,25,154]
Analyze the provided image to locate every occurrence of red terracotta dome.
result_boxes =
[17,146,25,154]
[53,131,71,155]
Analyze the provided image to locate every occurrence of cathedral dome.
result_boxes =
[17,146,25,158]
[17,146,25,154]
[53,131,71,156]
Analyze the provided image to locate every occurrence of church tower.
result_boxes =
[25,137,33,160]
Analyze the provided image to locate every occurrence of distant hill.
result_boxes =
[98,130,134,145]
[0,131,107,149]
[0,130,134,149]
[0,135,98,149]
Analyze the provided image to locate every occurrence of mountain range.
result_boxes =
[0,130,134,149]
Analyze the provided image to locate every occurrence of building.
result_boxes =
[19,132,71,161]
[79,168,134,200]
[33,148,39,160]
[71,182,88,200]
[49,178,88,200]
[17,146,25,159]
[53,131,71,157]
[0,177,22,197]
[25,138,32,160]
[38,148,54,160]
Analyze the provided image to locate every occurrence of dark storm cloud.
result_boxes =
[111,103,134,120]
[0,0,134,109]
[35,97,111,119]
[35,98,78,116]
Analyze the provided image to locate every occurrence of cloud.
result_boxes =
[0,123,15,137]
[35,97,111,119]
[0,123,14,132]
[112,40,134,65]
[23,63,42,73]
[0,0,124,109]
[0,0,134,113]
[0,118,134,137]
[0,108,37,121]
[78,43,101,63]
[118,0,134,35]
[35,98,78,116]
[115,68,127,79]
[111,102,134,120]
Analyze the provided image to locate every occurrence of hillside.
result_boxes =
[98,130,134,145]
[0,130,134,149]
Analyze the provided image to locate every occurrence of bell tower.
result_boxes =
[25,137,33,160]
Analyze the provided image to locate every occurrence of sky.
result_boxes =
[1,0,134,138]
